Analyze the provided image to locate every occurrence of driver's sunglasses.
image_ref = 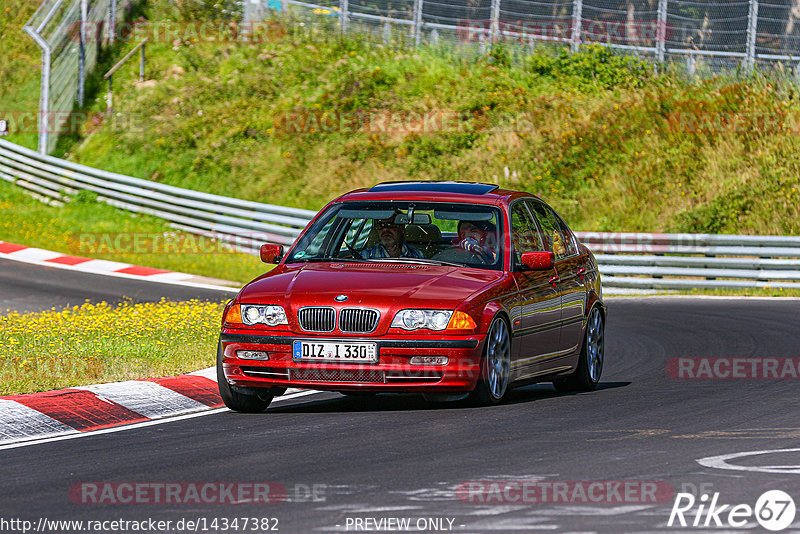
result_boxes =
[376,221,401,229]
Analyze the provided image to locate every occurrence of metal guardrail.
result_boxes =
[1,137,799,289]
[576,232,800,290]
[0,138,317,252]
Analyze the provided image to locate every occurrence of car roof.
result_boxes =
[333,181,534,205]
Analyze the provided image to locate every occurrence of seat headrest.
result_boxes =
[405,224,442,244]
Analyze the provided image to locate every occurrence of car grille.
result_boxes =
[290,368,384,383]
[297,307,335,332]
[339,308,380,333]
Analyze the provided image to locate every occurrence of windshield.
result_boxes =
[286,201,504,270]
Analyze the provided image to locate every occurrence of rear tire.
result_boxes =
[217,341,273,412]
[553,307,604,392]
[468,316,511,406]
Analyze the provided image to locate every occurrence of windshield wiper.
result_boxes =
[289,256,370,264]
[367,258,463,267]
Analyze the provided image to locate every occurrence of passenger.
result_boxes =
[457,220,498,263]
[362,215,424,259]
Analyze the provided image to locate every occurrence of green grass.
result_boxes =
[0,0,43,149]
[0,179,267,284]
[0,298,225,395]
[49,3,800,237]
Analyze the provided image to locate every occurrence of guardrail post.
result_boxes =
[745,0,758,73]
[139,42,145,82]
[570,0,583,53]
[412,0,423,46]
[78,0,87,106]
[656,0,667,64]
[339,0,349,35]
[489,0,500,46]
[383,20,391,45]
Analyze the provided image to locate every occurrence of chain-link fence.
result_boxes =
[23,0,128,154]
[244,0,800,74]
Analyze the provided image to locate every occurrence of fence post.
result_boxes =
[412,0,423,46]
[24,27,50,154]
[339,0,349,35]
[490,0,500,46]
[78,0,87,107]
[656,0,667,64]
[745,0,758,73]
[109,0,116,45]
[570,0,582,53]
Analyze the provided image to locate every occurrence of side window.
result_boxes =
[527,200,572,260]
[510,202,544,265]
[553,212,579,257]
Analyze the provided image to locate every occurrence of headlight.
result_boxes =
[240,304,288,326]
[391,309,454,331]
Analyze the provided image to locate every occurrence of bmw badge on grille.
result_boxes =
[335,295,348,302]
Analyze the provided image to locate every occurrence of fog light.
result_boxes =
[236,350,269,360]
[410,356,449,365]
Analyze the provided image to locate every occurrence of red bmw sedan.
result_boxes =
[218,181,606,411]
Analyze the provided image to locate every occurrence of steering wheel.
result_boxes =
[338,240,364,259]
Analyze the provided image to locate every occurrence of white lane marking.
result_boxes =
[144,272,195,282]
[4,247,63,262]
[698,448,800,474]
[0,252,238,293]
[189,367,218,380]
[73,381,206,419]
[0,399,78,445]
[70,259,134,272]
[0,389,323,451]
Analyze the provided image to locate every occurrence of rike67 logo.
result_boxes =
[668,490,796,531]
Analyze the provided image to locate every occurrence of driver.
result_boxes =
[457,220,498,263]
[362,215,424,259]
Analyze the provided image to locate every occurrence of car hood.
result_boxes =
[239,262,502,326]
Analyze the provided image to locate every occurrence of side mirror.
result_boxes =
[520,251,554,271]
[260,243,285,264]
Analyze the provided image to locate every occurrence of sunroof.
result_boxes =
[369,181,499,195]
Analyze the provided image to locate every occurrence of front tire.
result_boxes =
[469,316,511,406]
[217,341,273,412]
[553,306,604,392]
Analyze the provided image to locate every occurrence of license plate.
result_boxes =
[292,340,378,363]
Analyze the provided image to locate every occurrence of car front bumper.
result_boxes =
[219,330,485,393]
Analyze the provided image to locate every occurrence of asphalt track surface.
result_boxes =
[0,258,231,314]
[2,261,800,532]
